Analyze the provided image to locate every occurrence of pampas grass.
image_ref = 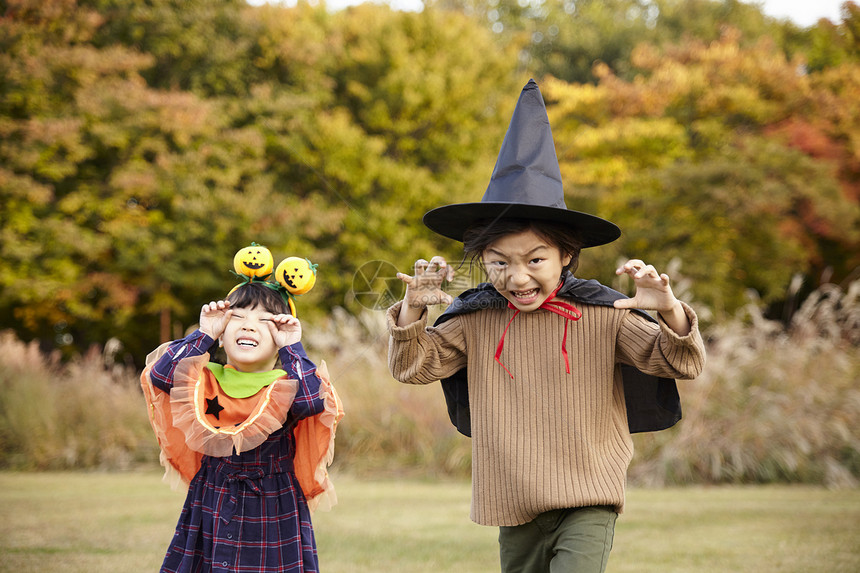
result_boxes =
[303,307,471,477]
[630,278,860,487]
[0,332,158,470]
[0,279,857,486]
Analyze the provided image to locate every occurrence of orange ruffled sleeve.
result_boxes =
[293,360,344,512]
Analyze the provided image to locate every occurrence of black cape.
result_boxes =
[435,272,682,437]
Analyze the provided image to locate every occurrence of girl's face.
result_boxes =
[482,229,572,312]
[220,305,279,373]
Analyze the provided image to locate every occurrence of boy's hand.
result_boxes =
[613,259,691,336]
[199,300,233,340]
[396,256,455,326]
[613,260,677,312]
[267,314,302,348]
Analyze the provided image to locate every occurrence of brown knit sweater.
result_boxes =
[387,299,705,526]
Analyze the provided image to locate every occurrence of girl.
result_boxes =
[141,281,342,573]
[386,80,706,572]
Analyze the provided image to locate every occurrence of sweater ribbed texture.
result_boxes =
[387,300,705,526]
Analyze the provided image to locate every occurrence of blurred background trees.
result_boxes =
[1,0,858,364]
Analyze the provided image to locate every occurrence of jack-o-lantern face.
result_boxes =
[233,244,274,278]
[276,257,317,295]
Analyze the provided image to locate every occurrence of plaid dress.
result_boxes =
[145,331,334,573]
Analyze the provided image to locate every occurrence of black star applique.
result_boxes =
[205,396,225,420]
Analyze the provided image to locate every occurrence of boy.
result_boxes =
[387,80,705,572]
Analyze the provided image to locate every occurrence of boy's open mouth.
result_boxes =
[511,288,539,300]
[236,338,258,348]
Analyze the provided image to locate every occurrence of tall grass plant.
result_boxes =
[630,278,860,486]
[0,280,857,486]
[0,332,157,470]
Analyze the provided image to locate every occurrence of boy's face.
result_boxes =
[220,305,280,373]
[482,228,572,312]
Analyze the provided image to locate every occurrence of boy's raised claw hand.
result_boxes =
[612,259,679,312]
[267,314,302,348]
[396,256,455,327]
[613,259,691,336]
[397,256,455,309]
[199,300,233,340]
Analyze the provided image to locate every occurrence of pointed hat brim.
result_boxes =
[423,202,620,247]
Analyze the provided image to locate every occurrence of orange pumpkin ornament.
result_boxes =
[233,243,274,279]
[276,257,318,295]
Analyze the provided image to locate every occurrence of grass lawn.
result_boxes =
[0,471,858,572]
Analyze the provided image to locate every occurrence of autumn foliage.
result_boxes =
[1,0,858,364]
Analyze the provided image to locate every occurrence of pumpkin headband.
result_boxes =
[230,243,318,317]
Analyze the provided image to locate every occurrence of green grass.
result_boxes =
[610,486,860,573]
[1,471,858,572]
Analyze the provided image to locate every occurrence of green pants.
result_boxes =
[498,506,618,573]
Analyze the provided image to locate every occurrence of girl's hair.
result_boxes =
[462,218,584,275]
[211,282,289,367]
[226,282,290,315]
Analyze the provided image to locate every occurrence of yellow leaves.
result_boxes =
[42,44,154,83]
[560,156,629,188]
[112,83,212,130]
[557,117,690,186]
[808,63,860,164]
[620,31,813,127]
[11,117,89,182]
[250,2,334,75]
[550,31,813,178]
[630,42,661,70]
[544,75,611,124]
[543,24,860,315]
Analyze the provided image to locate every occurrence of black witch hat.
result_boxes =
[423,79,620,247]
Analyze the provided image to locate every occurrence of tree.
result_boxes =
[240,4,521,307]
[80,0,260,96]
[543,30,860,316]
[0,0,521,362]
[437,0,790,84]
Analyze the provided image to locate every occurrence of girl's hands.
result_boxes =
[396,256,455,326]
[199,301,302,347]
[267,314,302,348]
[613,259,691,336]
[199,300,233,340]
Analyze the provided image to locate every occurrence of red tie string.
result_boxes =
[494,282,582,378]
[494,308,521,379]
